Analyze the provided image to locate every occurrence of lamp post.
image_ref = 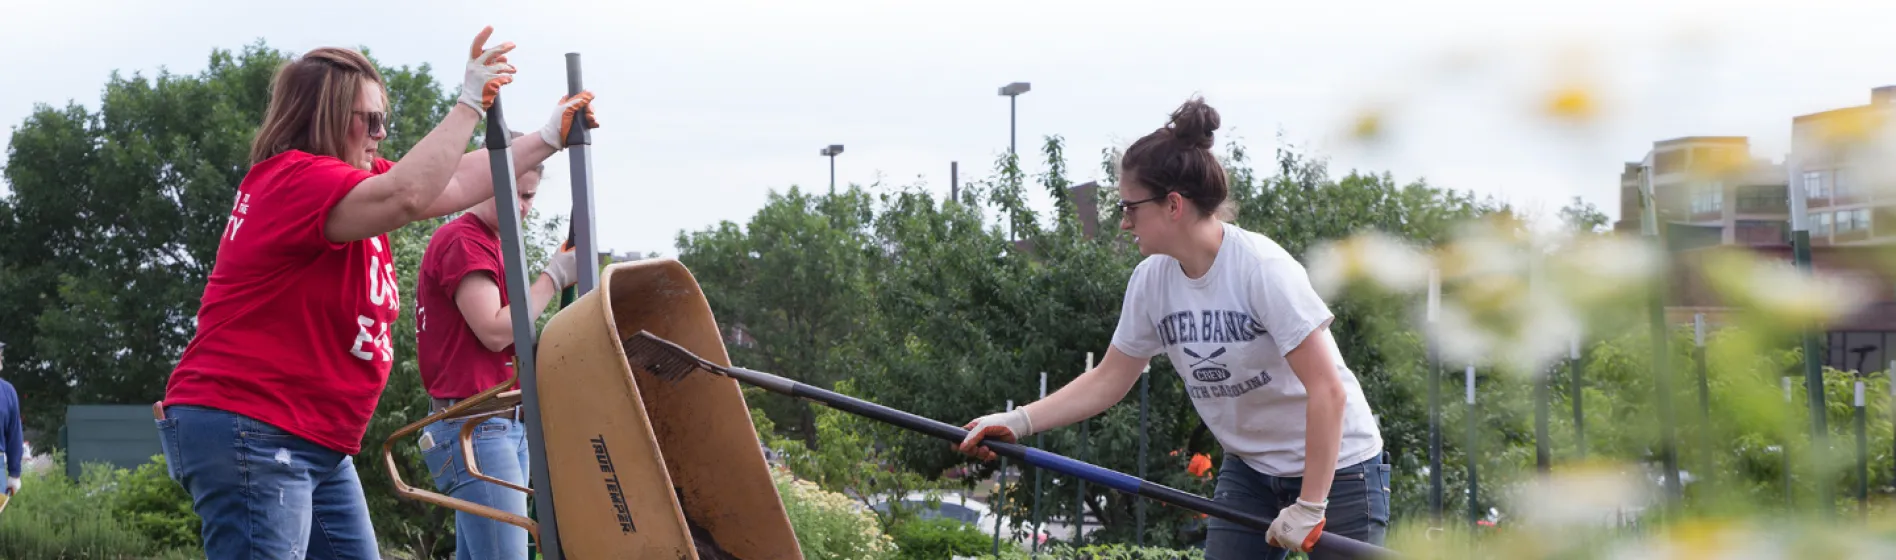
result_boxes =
[997,82,1031,155]
[820,144,844,192]
[1786,151,1833,516]
[1638,154,1684,510]
[997,82,1030,239]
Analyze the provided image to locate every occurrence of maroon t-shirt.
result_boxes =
[416,213,517,399]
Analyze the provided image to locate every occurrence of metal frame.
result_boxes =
[485,53,599,560]
[380,53,598,560]
[482,88,566,559]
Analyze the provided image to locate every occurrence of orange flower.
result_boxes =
[1187,453,1213,478]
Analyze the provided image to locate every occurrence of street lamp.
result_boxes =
[997,82,1031,240]
[997,82,1030,155]
[1638,154,1684,509]
[820,144,844,192]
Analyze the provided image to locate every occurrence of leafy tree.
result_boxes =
[1,42,290,433]
[1558,196,1611,235]
[674,186,880,444]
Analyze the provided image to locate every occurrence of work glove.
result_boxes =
[458,26,517,115]
[956,408,1034,462]
[542,243,578,288]
[1266,498,1327,553]
[5,476,19,495]
[538,91,600,150]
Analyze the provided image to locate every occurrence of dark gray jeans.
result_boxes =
[1205,452,1391,559]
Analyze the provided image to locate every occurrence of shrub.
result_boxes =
[111,454,202,550]
[979,543,1207,559]
[772,466,899,559]
[890,517,992,560]
[0,452,164,559]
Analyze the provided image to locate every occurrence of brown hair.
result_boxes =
[1120,97,1226,216]
[249,47,387,165]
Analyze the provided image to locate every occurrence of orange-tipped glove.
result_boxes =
[956,408,1034,462]
[1266,498,1327,553]
[541,242,577,288]
[539,91,600,149]
[458,26,517,114]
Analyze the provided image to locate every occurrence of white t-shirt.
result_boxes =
[1111,222,1384,477]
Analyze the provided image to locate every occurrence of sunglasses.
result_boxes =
[354,111,388,136]
[1115,193,1168,212]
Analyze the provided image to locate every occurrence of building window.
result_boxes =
[1736,185,1787,213]
[1834,168,1855,200]
[1833,208,1874,235]
[1690,182,1724,214]
[1804,171,1829,200]
[1813,212,1833,236]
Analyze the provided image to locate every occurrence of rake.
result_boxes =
[621,330,1398,559]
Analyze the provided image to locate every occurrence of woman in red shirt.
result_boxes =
[414,139,576,559]
[154,27,598,559]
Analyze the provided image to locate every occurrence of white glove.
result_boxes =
[1266,498,1327,553]
[5,476,20,495]
[542,245,577,288]
[956,408,1034,461]
[538,91,600,150]
[457,26,517,115]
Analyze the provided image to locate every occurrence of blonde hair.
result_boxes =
[249,47,387,165]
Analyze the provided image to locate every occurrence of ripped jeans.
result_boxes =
[155,404,380,560]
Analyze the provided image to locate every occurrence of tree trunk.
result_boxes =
[800,403,819,450]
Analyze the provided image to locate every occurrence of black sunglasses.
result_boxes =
[354,111,387,136]
[1115,193,1169,212]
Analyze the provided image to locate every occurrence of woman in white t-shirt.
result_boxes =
[957,97,1388,558]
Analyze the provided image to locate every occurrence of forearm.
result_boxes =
[6,418,21,477]
[1021,367,1136,434]
[520,273,560,319]
[383,104,483,214]
[1299,383,1346,503]
[475,274,560,351]
[427,134,559,218]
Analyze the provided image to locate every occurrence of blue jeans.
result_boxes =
[420,415,531,560]
[1204,453,1391,560]
[155,404,380,559]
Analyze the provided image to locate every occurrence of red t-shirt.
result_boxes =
[164,150,399,456]
[415,213,517,399]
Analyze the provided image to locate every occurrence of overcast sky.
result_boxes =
[4,0,1892,257]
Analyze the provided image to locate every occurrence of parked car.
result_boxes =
[867,491,1050,546]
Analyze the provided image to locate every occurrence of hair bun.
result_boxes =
[1168,97,1220,150]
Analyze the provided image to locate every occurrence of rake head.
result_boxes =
[623,330,719,384]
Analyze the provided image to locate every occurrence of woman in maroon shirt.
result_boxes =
[414,131,578,560]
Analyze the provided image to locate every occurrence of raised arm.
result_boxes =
[325,27,515,244]
[422,89,595,220]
